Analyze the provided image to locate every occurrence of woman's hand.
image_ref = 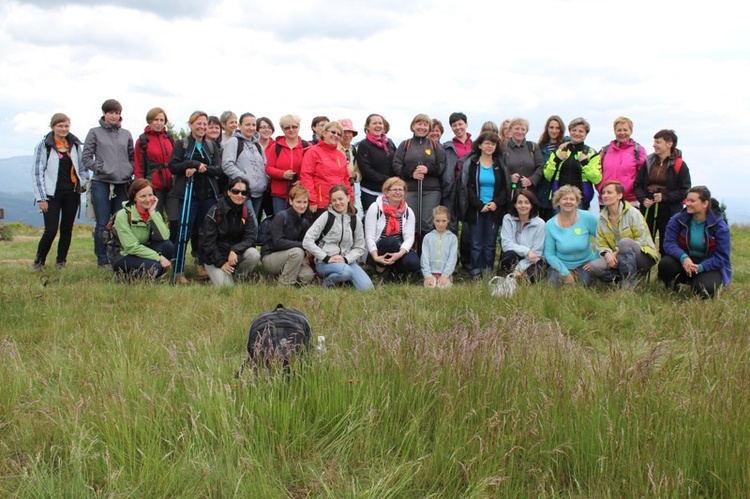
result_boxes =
[424,276,437,287]
[563,273,577,285]
[227,251,238,267]
[511,173,521,183]
[578,152,588,162]
[371,253,388,266]
[556,143,571,160]
[221,262,235,274]
[437,275,451,287]
[520,176,532,188]
[37,201,48,213]
[283,170,295,180]
[159,256,172,268]
[482,202,497,213]
[643,198,654,208]
[683,257,699,276]
[328,255,345,263]
[413,164,427,180]
[185,168,197,178]
[605,251,618,268]
[382,250,405,265]
[148,196,159,215]
[197,163,207,173]
[527,250,539,264]
[309,204,318,213]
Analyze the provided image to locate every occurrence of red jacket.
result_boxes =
[134,126,174,192]
[300,141,353,209]
[265,136,309,199]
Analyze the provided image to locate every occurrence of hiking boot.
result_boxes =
[30,262,44,272]
[98,263,112,271]
[55,261,66,270]
[197,264,209,280]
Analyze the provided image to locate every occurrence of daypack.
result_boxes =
[256,210,289,247]
[139,132,175,192]
[235,136,264,162]
[102,209,129,263]
[246,304,312,364]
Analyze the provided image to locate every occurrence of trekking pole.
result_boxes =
[416,178,423,252]
[173,177,194,284]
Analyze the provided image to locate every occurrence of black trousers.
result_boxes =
[35,190,80,265]
[658,254,723,298]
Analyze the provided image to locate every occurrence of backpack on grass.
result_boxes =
[246,304,312,365]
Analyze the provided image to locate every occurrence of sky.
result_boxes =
[2,0,749,220]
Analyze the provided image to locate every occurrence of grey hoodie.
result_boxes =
[221,130,268,197]
[82,119,134,184]
[302,208,366,264]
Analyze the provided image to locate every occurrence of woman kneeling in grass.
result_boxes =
[109,178,174,279]
[303,184,373,291]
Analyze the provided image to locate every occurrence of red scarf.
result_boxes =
[366,132,389,153]
[381,197,405,236]
[136,205,150,223]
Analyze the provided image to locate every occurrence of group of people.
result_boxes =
[30,101,732,297]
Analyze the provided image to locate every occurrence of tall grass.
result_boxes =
[0,226,748,496]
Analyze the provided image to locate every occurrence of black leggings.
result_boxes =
[35,191,80,265]
[658,255,724,298]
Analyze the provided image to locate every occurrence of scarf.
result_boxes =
[366,132,389,153]
[54,137,70,157]
[381,197,405,236]
[136,205,150,223]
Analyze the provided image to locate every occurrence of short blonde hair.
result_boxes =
[509,117,529,131]
[552,185,582,208]
[410,113,431,132]
[568,117,590,134]
[188,111,208,125]
[279,114,301,129]
[323,120,343,135]
[432,205,450,219]
[613,116,633,131]
[382,177,407,194]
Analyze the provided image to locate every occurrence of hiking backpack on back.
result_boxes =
[246,304,312,363]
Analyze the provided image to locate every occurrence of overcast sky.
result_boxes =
[2,0,749,219]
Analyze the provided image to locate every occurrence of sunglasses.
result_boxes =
[283,125,299,131]
[329,130,342,137]
[229,188,249,196]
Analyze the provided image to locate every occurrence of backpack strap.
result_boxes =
[673,157,683,176]
[315,212,335,245]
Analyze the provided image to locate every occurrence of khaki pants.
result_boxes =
[262,247,314,286]
[205,247,261,287]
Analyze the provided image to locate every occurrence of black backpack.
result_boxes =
[246,304,312,364]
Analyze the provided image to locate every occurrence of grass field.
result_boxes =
[1,223,748,497]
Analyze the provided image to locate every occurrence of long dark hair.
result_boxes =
[329,184,355,215]
[538,115,565,148]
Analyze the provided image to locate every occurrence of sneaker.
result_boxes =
[30,262,44,272]
[98,263,112,270]
[55,261,66,270]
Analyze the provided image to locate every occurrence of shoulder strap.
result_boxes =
[404,138,412,152]
[633,142,641,164]
[350,213,357,235]
[235,137,245,162]
[275,143,282,158]
[316,212,335,244]
[673,157,683,176]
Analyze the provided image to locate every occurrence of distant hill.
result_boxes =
[0,155,33,192]
[0,192,43,226]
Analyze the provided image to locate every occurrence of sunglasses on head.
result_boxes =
[230,188,249,196]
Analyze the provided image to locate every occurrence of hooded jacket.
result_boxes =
[302,207,366,264]
[595,201,658,260]
[222,130,268,197]
[500,214,546,272]
[663,208,732,287]
[300,141,353,209]
[32,131,89,202]
[82,118,134,184]
[598,139,646,202]
[200,196,258,267]
[265,136,310,199]
[633,150,691,218]
[134,126,174,192]
[111,200,170,261]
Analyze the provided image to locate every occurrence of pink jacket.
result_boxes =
[300,141,353,209]
[598,139,646,203]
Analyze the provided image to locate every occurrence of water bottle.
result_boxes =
[316,335,327,354]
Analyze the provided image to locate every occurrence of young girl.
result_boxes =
[303,184,373,291]
[420,205,458,288]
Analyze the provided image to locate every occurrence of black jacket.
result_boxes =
[464,156,510,224]
[356,137,397,192]
[168,136,223,201]
[260,207,310,257]
[200,197,257,267]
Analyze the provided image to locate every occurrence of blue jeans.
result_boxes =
[92,180,129,265]
[316,261,374,291]
[112,240,175,279]
[272,196,288,216]
[547,265,594,287]
[469,212,500,276]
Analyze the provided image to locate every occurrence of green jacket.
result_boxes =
[114,201,170,261]
[596,201,658,261]
[543,147,602,184]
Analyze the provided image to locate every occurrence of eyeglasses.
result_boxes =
[282,125,299,131]
[229,188,249,196]
[329,130,342,137]
[258,125,272,130]
[388,188,404,192]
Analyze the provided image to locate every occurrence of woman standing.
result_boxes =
[257,117,275,152]
[266,114,309,214]
[499,189,546,281]
[219,111,238,147]
[544,185,598,286]
[544,117,602,210]
[199,177,261,287]
[261,184,315,286]
[206,116,223,142]
[109,179,173,279]
[134,107,173,213]
[222,112,267,218]
[167,111,223,271]
[82,98,134,268]
[300,121,354,217]
[31,113,89,271]
[658,186,731,298]
[537,115,567,220]
[464,132,510,277]
[504,117,545,193]
[589,181,658,288]
[598,117,647,207]
[356,113,396,213]
[392,113,446,235]
[364,177,420,278]
[303,184,373,291]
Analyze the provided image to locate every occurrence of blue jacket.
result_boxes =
[663,208,732,287]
